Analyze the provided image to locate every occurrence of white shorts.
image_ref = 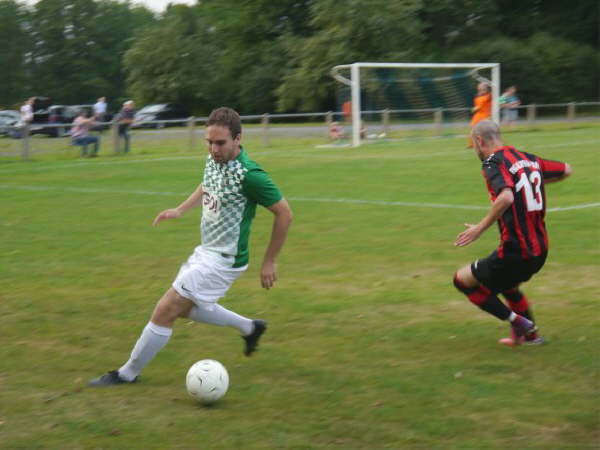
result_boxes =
[172,246,247,305]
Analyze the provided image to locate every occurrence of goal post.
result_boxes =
[331,62,501,147]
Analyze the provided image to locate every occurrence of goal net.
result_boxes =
[331,62,500,146]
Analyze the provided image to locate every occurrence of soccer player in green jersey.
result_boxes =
[90,107,293,386]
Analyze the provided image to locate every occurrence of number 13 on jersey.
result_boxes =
[515,171,543,211]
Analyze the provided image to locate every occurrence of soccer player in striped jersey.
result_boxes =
[89,107,293,386]
[453,120,571,346]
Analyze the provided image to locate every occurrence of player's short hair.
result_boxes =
[207,107,241,139]
[472,120,501,142]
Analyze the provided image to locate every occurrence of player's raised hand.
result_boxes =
[260,260,277,290]
[455,223,482,247]
[152,208,182,226]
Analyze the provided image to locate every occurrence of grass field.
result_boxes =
[1,125,598,449]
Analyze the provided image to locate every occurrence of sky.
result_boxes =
[21,0,196,13]
[131,0,195,12]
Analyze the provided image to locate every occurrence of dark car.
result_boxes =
[31,96,52,122]
[132,104,190,129]
[47,104,95,136]
[48,104,94,123]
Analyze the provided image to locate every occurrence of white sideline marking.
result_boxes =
[0,136,597,174]
[528,139,599,150]
[288,196,487,210]
[0,156,201,173]
[0,184,184,197]
[547,203,600,212]
[1,184,598,213]
[0,146,468,173]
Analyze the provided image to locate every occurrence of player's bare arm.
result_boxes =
[153,184,204,226]
[455,188,514,247]
[260,198,293,289]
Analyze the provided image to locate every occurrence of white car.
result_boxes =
[0,110,20,135]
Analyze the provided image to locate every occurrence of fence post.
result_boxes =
[382,109,390,136]
[112,117,120,153]
[567,102,575,121]
[434,108,443,136]
[21,123,30,160]
[326,111,333,126]
[527,104,537,125]
[325,111,333,138]
[188,116,196,152]
[261,113,270,147]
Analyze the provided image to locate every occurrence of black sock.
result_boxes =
[480,296,512,321]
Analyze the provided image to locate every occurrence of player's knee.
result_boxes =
[152,303,177,325]
[152,290,193,326]
[453,272,470,294]
[453,266,478,294]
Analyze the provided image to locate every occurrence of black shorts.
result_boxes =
[471,250,547,293]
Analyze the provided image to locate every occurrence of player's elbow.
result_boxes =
[273,201,293,227]
[499,188,514,206]
[276,210,293,233]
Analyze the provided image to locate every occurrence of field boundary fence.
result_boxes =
[1,101,598,159]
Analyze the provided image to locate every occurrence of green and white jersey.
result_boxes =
[201,147,282,267]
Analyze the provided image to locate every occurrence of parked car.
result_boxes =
[9,101,98,138]
[0,110,20,136]
[132,104,190,129]
[48,104,93,123]
[30,96,52,123]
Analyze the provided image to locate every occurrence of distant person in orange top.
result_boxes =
[468,82,492,147]
[342,100,352,123]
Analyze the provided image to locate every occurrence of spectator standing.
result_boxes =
[93,97,107,122]
[499,86,520,127]
[15,97,36,139]
[20,97,34,124]
[117,100,136,154]
[342,100,352,124]
[71,110,100,157]
[468,82,492,147]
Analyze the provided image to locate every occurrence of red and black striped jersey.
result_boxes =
[481,146,567,259]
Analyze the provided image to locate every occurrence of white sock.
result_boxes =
[188,303,253,336]
[118,322,172,381]
[508,312,517,322]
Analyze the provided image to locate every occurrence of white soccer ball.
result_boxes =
[186,359,229,404]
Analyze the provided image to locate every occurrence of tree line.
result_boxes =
[1,0,598,115]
